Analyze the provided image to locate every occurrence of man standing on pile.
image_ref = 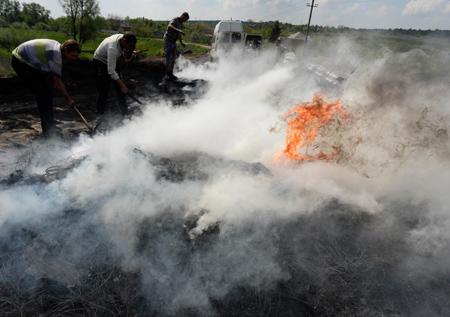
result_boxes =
[275,38,285,65]
[93,32,137,119]
[11,39,81,138]
[163,12,189,81]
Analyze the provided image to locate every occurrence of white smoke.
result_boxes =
[1,35,450,315]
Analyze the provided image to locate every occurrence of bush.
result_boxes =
[0,17,9,28]
[11,22,29,30]
[34,22,51,31]
[0,29,34,51]
[0,54,13,74]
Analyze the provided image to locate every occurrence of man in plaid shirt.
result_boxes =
[11,39,81,137]
[163,12,189,81]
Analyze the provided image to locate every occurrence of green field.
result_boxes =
[0,28,208,74]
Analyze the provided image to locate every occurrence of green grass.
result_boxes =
[0,28,108,71]
[0,28,208,73]
[136,37,208,57]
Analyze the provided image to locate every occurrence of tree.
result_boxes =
[0,0,21,23]
[105,13,121,30]
[269,20,281,42]
[21,2,50,27]
[59,0,100,48]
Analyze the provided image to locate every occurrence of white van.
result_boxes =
[210,20,245,60]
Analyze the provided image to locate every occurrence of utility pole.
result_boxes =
[303,0,318,57]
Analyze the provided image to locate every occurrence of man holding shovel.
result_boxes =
[93,31,137,120]
[11,39,81,137]
[164,12,189,81]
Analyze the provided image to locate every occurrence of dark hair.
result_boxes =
[62,39,81,53]
[181,12,189,19]
[123,31,137,44]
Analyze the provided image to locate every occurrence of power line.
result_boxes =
[254,6,309,22]
[247,1,309,22]
[319,0,380,6]
[239,0,380,26]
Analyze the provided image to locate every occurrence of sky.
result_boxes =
[35,0,450,30]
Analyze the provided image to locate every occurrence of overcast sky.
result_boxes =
[38,0,450,30]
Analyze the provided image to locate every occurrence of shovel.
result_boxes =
[72,105,95,134]
[127,93,143,105]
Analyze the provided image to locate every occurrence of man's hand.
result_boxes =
[182,43,186,48]
[67,99,75,108]
[180,30,185,36]
[115,78,129,95]
[53,75,75,108]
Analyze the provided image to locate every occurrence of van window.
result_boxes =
[231,33,242,43]
[219,33,230,43]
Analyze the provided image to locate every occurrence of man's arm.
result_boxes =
[168,24,185,36]
[107,48,128,94]
[178,33,185,47]
[53,75,75,107]
[114,78,128,94]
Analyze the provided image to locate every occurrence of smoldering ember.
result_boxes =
[1,38,450,317]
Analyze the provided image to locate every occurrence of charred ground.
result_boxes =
[0,52,211,147]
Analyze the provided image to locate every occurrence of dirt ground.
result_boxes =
[0,52,211,147]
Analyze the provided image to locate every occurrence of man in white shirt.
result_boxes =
[93,32,137,117]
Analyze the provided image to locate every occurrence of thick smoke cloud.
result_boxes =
[1,36,450,316]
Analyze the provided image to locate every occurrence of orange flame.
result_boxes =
[275,93,351,166]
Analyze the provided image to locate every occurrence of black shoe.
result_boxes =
[42,126,64,139]
[166,73,178,81]
[93,115,103,129]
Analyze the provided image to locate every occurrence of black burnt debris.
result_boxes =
[2,48,450,317]
[2,192,450,316]
[1,148,450,316]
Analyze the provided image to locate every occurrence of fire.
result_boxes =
[275,93,351,166]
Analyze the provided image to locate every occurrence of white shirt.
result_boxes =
[93,34,125,81]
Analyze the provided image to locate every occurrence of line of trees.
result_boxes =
[1,0,449,50]
[0,0,50,29]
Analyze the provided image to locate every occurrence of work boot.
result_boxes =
[43,125,64,139]
[93,115,103,130]
[166,72,178,81]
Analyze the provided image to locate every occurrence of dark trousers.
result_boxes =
[93,59,128,116]
[11,55,55,134]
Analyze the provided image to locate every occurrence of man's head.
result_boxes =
[121,32,137,51]
[180,12,189,22]
[61,39,81,62]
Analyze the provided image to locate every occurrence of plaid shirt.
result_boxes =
[163,17,183,43]
[12,39,62,78]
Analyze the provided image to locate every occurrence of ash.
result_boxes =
[1,39,450,316]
